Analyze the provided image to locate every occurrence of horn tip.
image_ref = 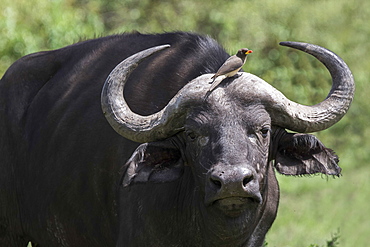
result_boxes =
[279,41,289,46]
[279,41,304,47]
[159,44,171,49]
[149,44,171,54]
[279,41,311,53]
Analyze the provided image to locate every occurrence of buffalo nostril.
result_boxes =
[210,177,222,189]
[242,175,254,187]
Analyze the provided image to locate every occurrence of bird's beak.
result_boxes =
[246,50,253,54]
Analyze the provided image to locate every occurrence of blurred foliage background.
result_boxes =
[1,0,369,246]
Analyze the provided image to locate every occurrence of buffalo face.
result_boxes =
[121,100,271,216]
[118,100,275,246]
[184,103,270,216]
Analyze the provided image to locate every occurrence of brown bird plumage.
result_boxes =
[208,48,253,92]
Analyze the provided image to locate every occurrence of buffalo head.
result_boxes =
[101,42,354,246]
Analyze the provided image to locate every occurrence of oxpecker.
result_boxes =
[208,48,253,92]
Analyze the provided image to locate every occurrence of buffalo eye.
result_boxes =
[185,130,209,146]
[186,130,197,141]
[260,127,270,138]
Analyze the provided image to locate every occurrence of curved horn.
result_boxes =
[102,42,354,144]
[266,41,355,132]
[101,45,171,143]
[101,45,208,143]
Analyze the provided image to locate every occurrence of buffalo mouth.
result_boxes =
[212,196,260,217]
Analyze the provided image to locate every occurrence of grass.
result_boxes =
[266,230,340,247]
[266,162,370,246]
[311,230,340,247]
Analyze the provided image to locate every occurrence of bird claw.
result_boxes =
[234,73,242,78]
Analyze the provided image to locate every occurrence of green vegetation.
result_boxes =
[309,230,340,247]
[2,0,369,246]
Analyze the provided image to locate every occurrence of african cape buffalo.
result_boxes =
[0,32,354,247]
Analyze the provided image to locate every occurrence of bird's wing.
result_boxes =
[214,56,244,76]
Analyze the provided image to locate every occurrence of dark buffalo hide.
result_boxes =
[0,32,346,247]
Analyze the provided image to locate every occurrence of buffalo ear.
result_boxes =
[274,133,341,176]
[121,141,184,187]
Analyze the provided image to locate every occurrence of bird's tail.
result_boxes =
[208,81,219,92]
